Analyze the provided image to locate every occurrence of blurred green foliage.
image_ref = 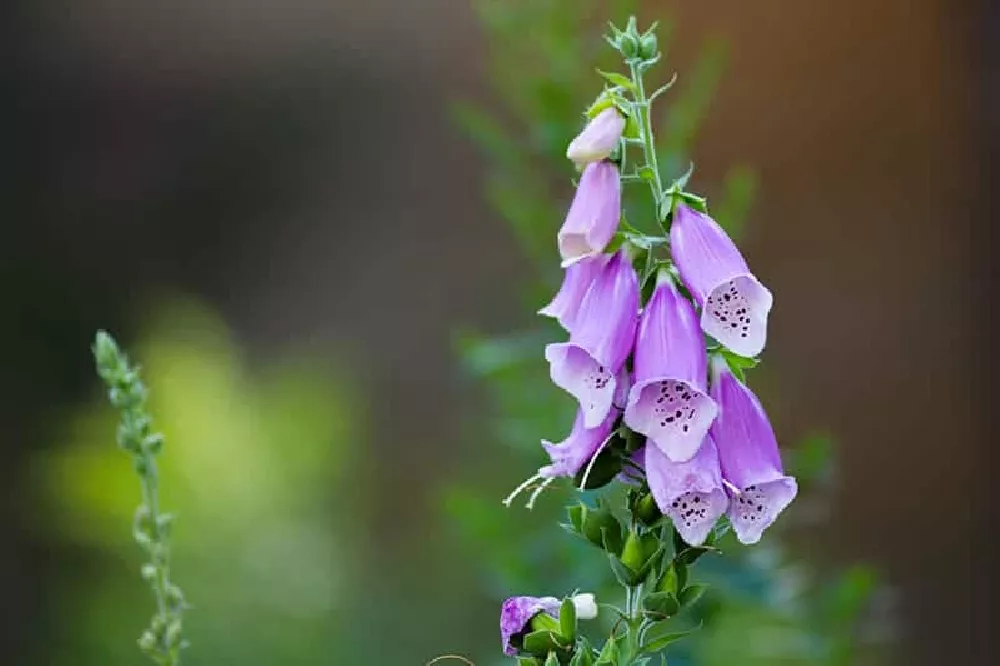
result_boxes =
[446,1,887,664]
[30,299,366,665]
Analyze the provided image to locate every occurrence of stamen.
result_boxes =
[502,473,543,507]
[525,477,555,509]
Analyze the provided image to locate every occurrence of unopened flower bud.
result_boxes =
[571,593,598,620]
[566,108,625,166]
[500,596,561,656]
[639,34,658,60]
[164,619,183,648]
[138,631,158,653]
[633,492,662,526]
[620,33,638,58]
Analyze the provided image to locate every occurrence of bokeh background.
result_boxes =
[0,0,993,664]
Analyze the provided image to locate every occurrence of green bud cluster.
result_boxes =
[93,331,188,666]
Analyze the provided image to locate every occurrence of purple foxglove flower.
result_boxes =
[566,107,626,165]
[546,250,638,428]
[642,435,729,546]
[624,274,718,462]
[558,161,621,267]
[539,372,629,480]
[709,356,797,544]
[538,254,610,332]
[670,203,774,358]
[500,595,561,656]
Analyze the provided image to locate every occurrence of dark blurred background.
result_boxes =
[0,0,993,664]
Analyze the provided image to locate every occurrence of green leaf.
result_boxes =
[522,630,565,655]
[569,637,595,666]
[595,633,619,665]
[679,583,708,608]
[597,69,636,91]
[658,560,687,596]
[642,592,680,618]
[568,504,585,533]
[518,658,541,666]
[544,652,561,666]
[608,553,635,588]
[623,113,641,140]
[560,597,577,641]
[638,624,700,655]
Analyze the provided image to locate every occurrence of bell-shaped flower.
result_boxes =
[500,596,561,656]
[500,594,598,656]
[624,273,717,462]
[566,107,625,166]
[709,356,797,544]
[540,371,628,479]
[642,435,729,546]
[546,250,638,428]
[558,161,621,267]
[538,254,610,332]
[670,203,773,357]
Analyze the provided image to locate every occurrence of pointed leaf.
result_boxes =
[679,583,708,608]
[608,553,636,587]
[638,624,700,655]
[523,630,566,655]
[659,560,687,596]
[544,652,560,666]
[596,69,636,91]
[642,592,679,618]
[560,597,577,641]
[569,637,595,666]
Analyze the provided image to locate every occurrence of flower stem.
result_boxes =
[93,331,186,666]
[629,61,666,221]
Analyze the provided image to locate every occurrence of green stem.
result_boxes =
[94,331,185,666]
[629,61,666,219]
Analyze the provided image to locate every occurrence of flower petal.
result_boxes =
[625,379,716,462]
[670,204,773,357]
[644,438,729,546]
[500,596,561,656]
[624,276,716,461]
[702,275,773,358]
[727,476,797,545]
[566,107,625,165]
[558,161,621,266]
[546,342,617,428]
[538,254,610,332]
[539,407,617,479]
